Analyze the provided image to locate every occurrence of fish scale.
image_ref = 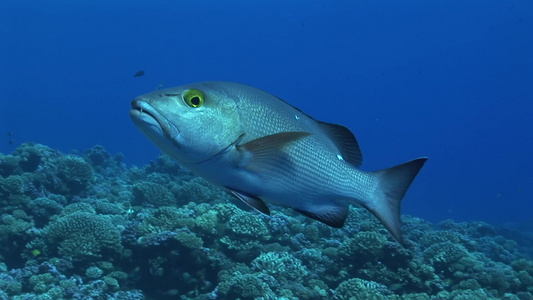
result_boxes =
[232,85,361,202]
[130,81,427,243]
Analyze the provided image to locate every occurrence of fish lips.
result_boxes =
[129,99,181,148]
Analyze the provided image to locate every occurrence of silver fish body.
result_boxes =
[130,81,427,242]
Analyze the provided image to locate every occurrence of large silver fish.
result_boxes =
[129,81,427,242]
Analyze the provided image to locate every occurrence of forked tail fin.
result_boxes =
[362,158,427,243]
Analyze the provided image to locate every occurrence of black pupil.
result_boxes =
[191,96,200,106]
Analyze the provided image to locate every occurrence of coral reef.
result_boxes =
[0,142,532,299]
[42,211,123,260]
[132,181,176,207]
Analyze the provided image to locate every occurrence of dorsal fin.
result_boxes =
[318,121,363,167]
[263,93,362,167]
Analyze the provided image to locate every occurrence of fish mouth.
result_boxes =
[129,99,181,146]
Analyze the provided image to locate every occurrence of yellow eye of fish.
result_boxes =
[183,89,205,108]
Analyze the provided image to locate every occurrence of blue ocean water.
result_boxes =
[0,0,531,227]
[2,2,533,299]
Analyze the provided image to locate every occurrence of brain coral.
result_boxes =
[43,211,122,259]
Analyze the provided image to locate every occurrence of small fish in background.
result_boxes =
[156,82,164,90]
[7,132,13,144]
[133,70,145,77]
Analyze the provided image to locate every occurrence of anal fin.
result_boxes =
[294,203,349,228]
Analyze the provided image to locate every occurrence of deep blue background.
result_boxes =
[1,0,531,224]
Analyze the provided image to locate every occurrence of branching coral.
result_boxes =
[132,181,175,207]
[252,251,309,283]
[55,155,94,193]
[43,211,122,259]
[0,145,532,299]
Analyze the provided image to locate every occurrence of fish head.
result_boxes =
[129,82,243,165]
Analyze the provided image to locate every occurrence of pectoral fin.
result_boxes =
[237,131,311,172]
[228,189,270,215]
